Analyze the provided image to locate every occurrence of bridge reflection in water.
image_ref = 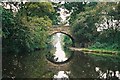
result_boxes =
[53,33,68,62]
[47,33,120,79]
[46,32,74,64]
[46,32,74,79]
[45,28,120,79]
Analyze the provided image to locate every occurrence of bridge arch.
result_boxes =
[46,31,75,64]
[48,31,75,47]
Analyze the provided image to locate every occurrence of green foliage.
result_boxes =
[64,2,86,24]
[89,42,119,51]
[62,35,73,57]
[94,3,120,51]
[28,17,52,49]
[89,42,107,49]
[71,5,99,44]
[70,2,120,50]
[26,2,54,17]
[95,3,120,51]
[63,35,73,47]
[2,8,32,53]
[2,2,53,54]
[25,2,58,25]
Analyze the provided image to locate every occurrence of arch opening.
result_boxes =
[46,32,74,64]
[49,32,74,46]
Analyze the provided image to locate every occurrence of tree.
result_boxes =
[63,2,86,24]
[24,2,58,25]
[28,17,52,49]
[71,3,99,47]
[2,8,32,53]
[95,2,120,50]
[2,2,53,53]
[70,2,120,50]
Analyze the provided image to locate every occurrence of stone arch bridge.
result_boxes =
[48,25,74,40]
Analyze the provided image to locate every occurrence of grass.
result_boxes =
[82,48,120,54]
[88,42,120,52]
[69,47,120,55]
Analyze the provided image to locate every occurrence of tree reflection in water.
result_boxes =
[53,33,67,62]
[70,51,120,79]
[47,32,73,63]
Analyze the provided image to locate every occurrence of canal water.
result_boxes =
[46,32,73,63]
[51,33,68,62]
[2,33,120,79]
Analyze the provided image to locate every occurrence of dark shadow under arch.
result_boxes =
[46,52,74,64]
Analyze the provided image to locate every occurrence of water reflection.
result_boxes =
[69,51,120,79]
[95,67,120,79]
[54,33,67,62]
[53,71,69,79]
[3,49,120,79]
[3,33,120,79]
[46,32,73,63]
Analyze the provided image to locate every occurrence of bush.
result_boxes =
[89,42,119,51]
[2,8,52,54]
[89,42,107,49]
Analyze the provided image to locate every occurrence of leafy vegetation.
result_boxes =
[2,2,56,53]
[68,2,120,52]
[63,35,73,47]
[2,2,120,79]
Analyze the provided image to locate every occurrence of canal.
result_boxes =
[2,32,120,79]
